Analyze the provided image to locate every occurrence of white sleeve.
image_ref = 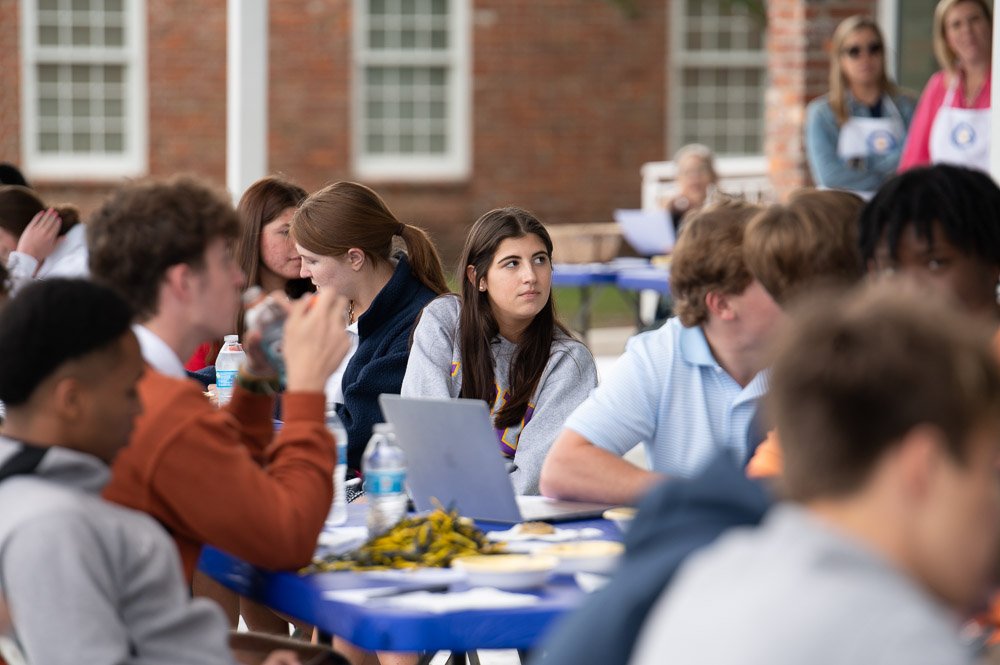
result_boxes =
[562,332,664,455]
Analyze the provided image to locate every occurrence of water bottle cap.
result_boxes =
[223,334,239,343]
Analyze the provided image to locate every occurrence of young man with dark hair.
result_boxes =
[0,279,222,663]
[861,163,1000,319]
[87,176,352,584]
[630,283,1000,664]
[540,200,782,504]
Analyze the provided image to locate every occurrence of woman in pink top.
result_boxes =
[899,0,992,172]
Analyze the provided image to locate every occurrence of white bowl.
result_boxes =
[541,540,625,575]
[451,554,558,591]
[603,507,638,533]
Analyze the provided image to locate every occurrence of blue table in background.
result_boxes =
[552,259,652,335]
[198,506,621,661]
[615,266,670,294]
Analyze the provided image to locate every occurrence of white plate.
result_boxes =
[603,507,638,533]
[541,540,624,575]
[451,554,557,591]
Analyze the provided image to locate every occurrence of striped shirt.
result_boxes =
[564,317,768,477]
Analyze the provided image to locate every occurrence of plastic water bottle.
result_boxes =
[215,335,245,406]
[243,286,287,383]
[325,404,349,527]
[363,424,407,536]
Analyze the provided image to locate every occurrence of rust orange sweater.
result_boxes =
[103,367,334,582]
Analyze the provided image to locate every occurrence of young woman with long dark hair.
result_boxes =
[402,206,597,494]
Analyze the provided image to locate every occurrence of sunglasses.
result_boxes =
[842,42,883,59]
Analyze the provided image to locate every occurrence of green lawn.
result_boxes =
[442,277,637,329]
[552,286,637,329]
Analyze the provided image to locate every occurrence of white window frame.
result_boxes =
[20,0,148,180]
[352,0,471,182]
[877,0,899,80]
[667,0,767,157]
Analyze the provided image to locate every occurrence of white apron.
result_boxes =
[836,96,904,160]
[929,76,990,172]
[836,96,904,198]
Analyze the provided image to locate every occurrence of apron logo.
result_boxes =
[951,122,977,149]
[866,130,897,155]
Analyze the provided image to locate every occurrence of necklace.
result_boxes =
[348,300,355,324]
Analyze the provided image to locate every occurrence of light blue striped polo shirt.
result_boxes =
[564,317,769,477]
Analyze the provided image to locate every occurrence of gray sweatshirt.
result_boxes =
[401,296,598,494]
[0,437,235,665]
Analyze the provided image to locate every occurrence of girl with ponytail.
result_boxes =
[402,207,597,494]
[292,181,448,472]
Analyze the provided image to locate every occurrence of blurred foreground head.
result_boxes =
[770,280,1000,608]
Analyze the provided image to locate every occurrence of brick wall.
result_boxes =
[766,0,879,200]
[2,0,668,265]
[0,1,19,165]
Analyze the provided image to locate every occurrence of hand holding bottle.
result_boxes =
[283,289,352,393]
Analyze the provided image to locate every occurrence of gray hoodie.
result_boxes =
[401,296,598,494]
[0,437,235,664]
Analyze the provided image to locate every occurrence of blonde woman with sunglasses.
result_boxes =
[899,0,992,173]
[805,16,915,198]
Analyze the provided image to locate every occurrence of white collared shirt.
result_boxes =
[132,325,187,379]
[324,321,360,406]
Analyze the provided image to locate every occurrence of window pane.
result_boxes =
[39,132,61,152]
[72,98,91,117]
[38,24,60,45]
[105,131,124,152]
[72,25,93,45]
[105,26,124,46]
[367,133,385,153]
[39,0,59,10]
[38,64,59,84]
[360,0,458,164]
[72,132,92,152]
[71,65,91,83]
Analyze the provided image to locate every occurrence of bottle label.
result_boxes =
[216,369,238,390]
[365,469,405,496]
[336,440,347,466]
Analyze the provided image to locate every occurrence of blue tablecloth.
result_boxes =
[615,267,670,294]
[197,507,622,652]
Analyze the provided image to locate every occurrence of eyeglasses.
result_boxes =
[842,42,883,59]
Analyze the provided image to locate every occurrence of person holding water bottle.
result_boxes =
[899,0,993,173]
[87,178,352,617]
[805,16,915,198]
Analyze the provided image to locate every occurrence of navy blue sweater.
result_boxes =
[338,254,438,472]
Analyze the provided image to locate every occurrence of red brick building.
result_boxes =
[1,0,936,258]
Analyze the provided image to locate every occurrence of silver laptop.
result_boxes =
[378,395,616,524]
